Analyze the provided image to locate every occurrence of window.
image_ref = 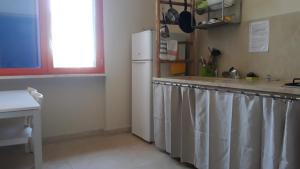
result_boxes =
[0,0,104,76]
[50,0,96,68]
[0,0,42,75]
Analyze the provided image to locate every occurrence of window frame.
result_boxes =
[0,0,105,76]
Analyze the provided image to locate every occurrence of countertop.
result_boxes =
[153,76,300,96]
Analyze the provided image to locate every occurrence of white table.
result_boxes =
[0,90,42,169]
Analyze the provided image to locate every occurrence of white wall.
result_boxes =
[0,77,105,138]
[243,0,300,21]
[104,0,155,130]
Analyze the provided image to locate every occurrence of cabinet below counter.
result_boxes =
[153,76,300,98]
[152,77,300,169]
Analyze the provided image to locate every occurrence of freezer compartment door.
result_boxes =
[132,30,153,61]
[132,61,153,142]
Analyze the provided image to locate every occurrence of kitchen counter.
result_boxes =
[153,76,300,97]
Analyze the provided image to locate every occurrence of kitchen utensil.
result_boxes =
[165,0,179,24]
[208,47,221,70]
[209,47,221,57]
[245,72,259,81]
[160,12,170,38]
[201,21,207,24]
[265,74,280,81]
[195,0,208,15]
[178,0,195,33]
[209,18,217,23]
[229,67,240,79]
[224,16,232,22]
[285,78,300,87]
[199,65,215,77]
[246,72,258,78]
[245,77,259,81]
[200,56,206,66]
[208,0,235,10]
[222,71,230,78]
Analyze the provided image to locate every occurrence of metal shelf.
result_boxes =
[194,2,235,14]
[192,0,242,30]
[194,21,228,29]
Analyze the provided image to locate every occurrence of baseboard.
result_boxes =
[103,127,131,135]
[43,127,131,144]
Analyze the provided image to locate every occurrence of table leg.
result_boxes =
[33,111,43,169]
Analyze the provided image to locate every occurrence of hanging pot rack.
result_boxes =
[160,0,192,7]
[155,0,197,77]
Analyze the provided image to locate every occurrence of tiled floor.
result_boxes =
[0,133,193,169]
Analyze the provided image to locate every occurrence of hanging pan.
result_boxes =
[165,0,179,24]
[160,12,170,38]
[178,0,195,33]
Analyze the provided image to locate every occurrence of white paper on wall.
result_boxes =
[249,20,270,53]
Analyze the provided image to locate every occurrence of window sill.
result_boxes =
[0,74,106,80]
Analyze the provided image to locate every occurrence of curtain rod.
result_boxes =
[160,0,192,7]
[153,81,300,101]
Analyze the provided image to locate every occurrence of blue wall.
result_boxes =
[0,14,40,68]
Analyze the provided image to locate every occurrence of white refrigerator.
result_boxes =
[131,30,154,142]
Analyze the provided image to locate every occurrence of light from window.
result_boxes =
[49,0,96,68]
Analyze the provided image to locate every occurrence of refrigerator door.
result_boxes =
[132,30,153,61]
[132,61,153,142]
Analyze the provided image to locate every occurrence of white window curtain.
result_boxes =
[153,84,196,163]
[153,83,300,169]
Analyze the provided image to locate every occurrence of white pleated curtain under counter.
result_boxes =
[153,84,196,164]
[153,83,300,169]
